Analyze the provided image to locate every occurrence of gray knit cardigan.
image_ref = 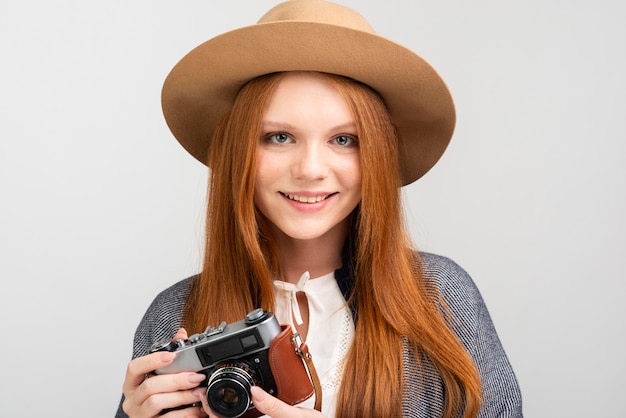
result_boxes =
[115,252,522,417]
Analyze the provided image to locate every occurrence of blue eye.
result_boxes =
[333,135,358,147]
[267,133,291,144]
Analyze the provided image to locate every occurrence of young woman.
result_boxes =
[117,2,522,418]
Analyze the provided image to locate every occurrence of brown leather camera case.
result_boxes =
[242,325,318,417]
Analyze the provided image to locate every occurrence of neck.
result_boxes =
[274,224,347,283]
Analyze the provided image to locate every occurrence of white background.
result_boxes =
[1,1,624,417]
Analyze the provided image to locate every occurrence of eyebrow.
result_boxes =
[261,121,357,132]
[262,121,297,130]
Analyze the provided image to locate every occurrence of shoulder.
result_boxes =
[131,276,196,358]
[418,252,484,309]
[417,252,489,345]
[148,275,195,313]
[141,275,195,325]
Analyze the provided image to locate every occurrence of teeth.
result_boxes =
[286,194,329,203]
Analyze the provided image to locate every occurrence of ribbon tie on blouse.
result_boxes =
[273,271,323,326]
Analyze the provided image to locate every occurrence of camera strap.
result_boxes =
[291,332,323,412]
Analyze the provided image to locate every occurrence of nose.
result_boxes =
[291,141,328,181]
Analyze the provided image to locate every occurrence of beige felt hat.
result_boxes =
[161,0,455,185]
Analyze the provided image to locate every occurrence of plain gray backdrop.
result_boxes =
[1,0,624,416]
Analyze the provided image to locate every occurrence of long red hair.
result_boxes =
[183,72,481,418]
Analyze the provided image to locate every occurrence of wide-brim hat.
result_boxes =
[162,0,455,185]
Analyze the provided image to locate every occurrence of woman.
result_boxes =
[117,1,522,417]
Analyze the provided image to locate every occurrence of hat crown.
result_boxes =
[258,0,375,33]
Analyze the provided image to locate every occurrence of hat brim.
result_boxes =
[162,21,455,185]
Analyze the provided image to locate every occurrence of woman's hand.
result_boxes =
[199,386,325,418]
[121,328,208,418]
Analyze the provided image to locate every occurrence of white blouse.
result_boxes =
[272,271,355,417]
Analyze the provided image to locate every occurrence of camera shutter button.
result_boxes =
[245,308,268,324]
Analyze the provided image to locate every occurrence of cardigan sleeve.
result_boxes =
[421,252,523,417]
[114,277,194,418]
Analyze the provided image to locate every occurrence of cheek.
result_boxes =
[255,151,282,183]
[253,156,278,209]
[252,183,272,225]
[342,157,362,191]
[253,171,268,208]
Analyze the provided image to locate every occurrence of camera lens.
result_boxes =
[207,363,258,418]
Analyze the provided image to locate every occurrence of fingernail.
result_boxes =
[188,373,206,383]
[250,386,266,401]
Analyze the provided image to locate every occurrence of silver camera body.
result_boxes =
[151,309,282,417]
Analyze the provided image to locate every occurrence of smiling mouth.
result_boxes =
[280,192,335,203]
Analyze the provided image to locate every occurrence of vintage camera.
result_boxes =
[151,309,310,418]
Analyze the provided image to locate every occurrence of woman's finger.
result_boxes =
[250,386,325,418]
[124,351,177,392]
[172,327,189,342]
[124,327,189,392]
[143,389,206,417]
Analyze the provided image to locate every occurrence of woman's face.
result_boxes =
[254,72,362,244]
